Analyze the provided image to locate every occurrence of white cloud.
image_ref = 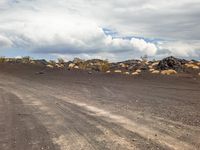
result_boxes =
[0,10,158,58]
[0,0,199,60]
[158,41,200,58]
[0,0,7,6]
[0,35,13,48]
[130,38,157,56]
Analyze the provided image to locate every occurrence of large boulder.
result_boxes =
[157,56,186,71]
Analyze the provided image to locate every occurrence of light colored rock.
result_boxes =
[30,61,36,64]
[148,65,153,69]
[198,73,200,76]
[123,72,130,75]
[114,70,122,73]
[119,63,126,68]
[151,62,159,66]
[132,72,139,75]
[136,69,141,73]
[74,65,79,69]
[46,64,54,69]
[55,64,64,68]
[161,69,177,75]
[185,63,199,69]
[149,68,155,72]
[68,63,75,69]
[106,70,111,73]
[151,70,160,74]
[193,66,199,69]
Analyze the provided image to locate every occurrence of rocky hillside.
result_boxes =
[0,56,200,76]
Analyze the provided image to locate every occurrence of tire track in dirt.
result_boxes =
[59,97,196,150]
[0,79,167,149]
[0,73,200,150]
[0,88,58,150]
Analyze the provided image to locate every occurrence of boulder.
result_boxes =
[185,63,199,69]
[149,68,155,72]
[136,69,141,73]
[114,70,122,73]
[123,72,130,75]
[148,65,153,69]
[132,72,139,75]
[151,62,159,67]
[68,63,75,69]
[151,70,160,74]
[161,69,177,75]
[119,63,126,68]
[157,56,186,71]
[74,65,79,69]
[55,64,64,68]
[46,64,54,69]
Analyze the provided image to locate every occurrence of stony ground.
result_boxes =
[0,63,200,150]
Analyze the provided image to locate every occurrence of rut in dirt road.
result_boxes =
[0,88,59,150]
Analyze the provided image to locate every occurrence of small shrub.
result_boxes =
[58,58,65,64]
[49,60,56,66]
[22,56,31,63]
[79,62,87,70]
[99,62,110,72]
[0,57,6,63]
[141,55,148,64]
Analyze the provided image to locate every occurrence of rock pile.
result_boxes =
[157,56,187,71]
[67,59,110,72]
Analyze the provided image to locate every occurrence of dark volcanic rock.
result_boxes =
[157,56,187,71]
[35,71,45,75]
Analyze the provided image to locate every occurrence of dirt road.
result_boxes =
[0,64,200,150]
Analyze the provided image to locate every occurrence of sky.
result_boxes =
[0,0,200,61]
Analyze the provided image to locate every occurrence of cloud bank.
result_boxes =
[0,0,200,60]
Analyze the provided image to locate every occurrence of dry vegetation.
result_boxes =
[0,57,6,63]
